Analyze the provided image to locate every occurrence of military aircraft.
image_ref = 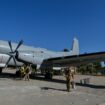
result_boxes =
[0,38,105,79]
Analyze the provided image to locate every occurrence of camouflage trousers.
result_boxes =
[66,80,75,92]
[66,80,70,92]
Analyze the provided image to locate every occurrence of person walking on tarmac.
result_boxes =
[23,64,30,81]
[20,64,26,80]
[65,66,75,92]
[69,66,76,89]
[65,68,71,92]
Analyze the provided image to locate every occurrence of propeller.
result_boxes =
[5,40,23,70]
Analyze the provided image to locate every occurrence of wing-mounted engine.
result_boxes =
[4,40,23,70]
[16,51,44,66]
[16,52,34,64]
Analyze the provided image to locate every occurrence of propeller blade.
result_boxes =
[12,56,18,70]
[15,40,23,52]
[5,56,12,68]
[8,41,13,52]
[6,40,23,71]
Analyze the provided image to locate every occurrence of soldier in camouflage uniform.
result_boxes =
[65,66,75,92]
[23,64,30,81]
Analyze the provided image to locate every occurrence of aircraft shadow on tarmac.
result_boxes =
[0,72,23,80]
[0,72,15,78]
[0,73,105,89]
[41,87,66,92]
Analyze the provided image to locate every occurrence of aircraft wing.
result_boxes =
[45,51,105,67]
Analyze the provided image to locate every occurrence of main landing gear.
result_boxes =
[44,71,53,80]
[0,68,2,74]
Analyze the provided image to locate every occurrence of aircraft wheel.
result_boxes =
[45,72,53,80]
[0,68,2,74]
[15,70,21,77]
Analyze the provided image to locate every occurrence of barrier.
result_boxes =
[80,78,90,85]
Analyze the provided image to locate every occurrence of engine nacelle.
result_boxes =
[17,52,44,65]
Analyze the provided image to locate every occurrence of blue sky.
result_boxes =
[0,0,105,53]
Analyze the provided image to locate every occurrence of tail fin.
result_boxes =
[71,38,79,55]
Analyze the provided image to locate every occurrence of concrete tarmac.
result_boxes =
[0,69,105,105]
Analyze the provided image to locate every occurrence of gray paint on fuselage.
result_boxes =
[0,39,78,67]
[0,40,73,58]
